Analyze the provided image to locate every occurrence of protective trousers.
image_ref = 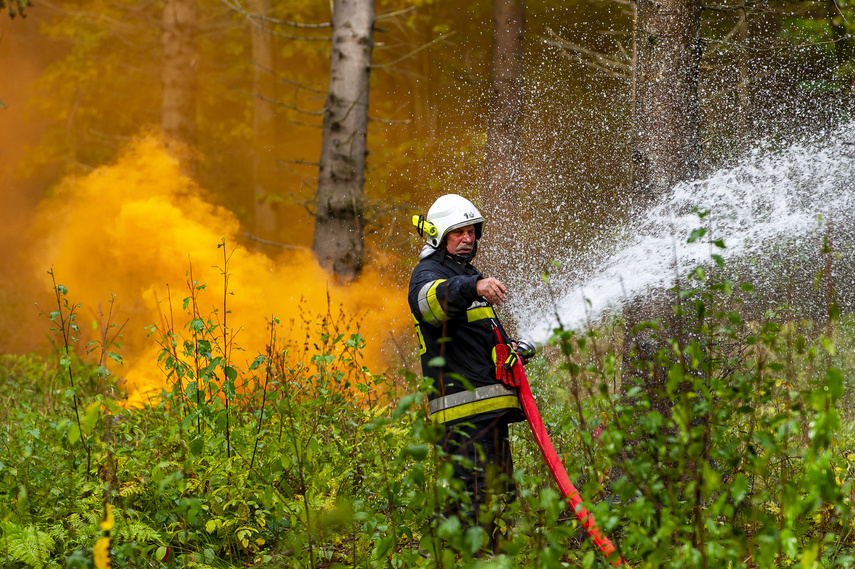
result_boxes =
[443,414,516,552]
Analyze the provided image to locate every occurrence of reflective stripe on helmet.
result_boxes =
[428,384,520,424]
[417,279,448,326]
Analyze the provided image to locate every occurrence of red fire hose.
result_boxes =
[517,370,631,567]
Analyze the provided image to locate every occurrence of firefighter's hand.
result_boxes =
[477,277,507,305]
[511,341,531,366]
[493,343,519,388]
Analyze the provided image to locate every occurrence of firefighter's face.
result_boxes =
[445,225,476,255]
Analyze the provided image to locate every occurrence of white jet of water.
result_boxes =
[514,122,855,343]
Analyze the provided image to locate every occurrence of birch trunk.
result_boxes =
[311,0,374,281]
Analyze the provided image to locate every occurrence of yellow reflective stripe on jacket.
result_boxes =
[431,396,521,425]
[411,314,427,355]
[466,306,496,322]
[417,279,448,326]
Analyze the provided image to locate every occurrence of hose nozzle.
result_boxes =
[515,339,537,359]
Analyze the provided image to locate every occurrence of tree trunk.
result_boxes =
[249,0,277,238]
[311,0,374,281]
[630,0,701,206]
[483,0,525,280]
[735,8,750,155]
[625,0,702,413]
[162,0,198,157]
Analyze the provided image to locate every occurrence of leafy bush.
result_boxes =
[2,239,855,568]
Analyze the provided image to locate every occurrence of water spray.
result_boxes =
[514,122,855,341]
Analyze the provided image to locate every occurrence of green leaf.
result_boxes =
[464,526,485,555]
[687,227,707,243]
[81,401,101,435]
[373,535,395,560]
[223,380,236,399]
[801,540,818,568]
[830,303,840,321]
[827,368,843,402]
[68,423,80,445]
[16,486,28,517]
[731,473,748,503]
[582,550,596,568]
[402,444,429,461]
[437,516,461,540]
[248,355,265,371]
[667,364,684,395]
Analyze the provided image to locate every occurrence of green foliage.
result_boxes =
[782,1,855,95]
[0,521,57,569]
[4,239,855,567]
[1,0,28,18]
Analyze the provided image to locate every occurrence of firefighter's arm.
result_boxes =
[409,270,479,326]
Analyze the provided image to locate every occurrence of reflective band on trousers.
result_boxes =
[428,384,521,424]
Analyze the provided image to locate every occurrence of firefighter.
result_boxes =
[408,193,526,551]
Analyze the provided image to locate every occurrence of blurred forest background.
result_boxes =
[0,0,851,390]
[2,2,855,568]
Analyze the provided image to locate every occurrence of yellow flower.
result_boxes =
[94,537,111,569]
[95,504,114,569]
[100,504,115,531]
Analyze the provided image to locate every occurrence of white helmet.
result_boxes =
[422,194,485,248]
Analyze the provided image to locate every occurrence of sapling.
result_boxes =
[37,269,91,476]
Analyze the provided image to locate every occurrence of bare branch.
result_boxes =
[541,28,630,77]
[244,233,312,251]
[220,0,330,28]
[556,47,627,78]
[371,31,456,71]
[39,0,138,32]
[257,29,330,41]
[368,115,411,125]
[234,89,326,116]
[615,39,631,62]
[375,5,416,21]
[88,129,144,142]
[288,119,323,130]
[252,61,327,95]
[279,159,318,192]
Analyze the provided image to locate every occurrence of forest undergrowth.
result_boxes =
[2,241,855,569]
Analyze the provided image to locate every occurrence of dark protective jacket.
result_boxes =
[408,247,525,425]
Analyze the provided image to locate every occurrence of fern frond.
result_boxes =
[121,520,162,543]
[118,479,146,498]
[0,521,55,569]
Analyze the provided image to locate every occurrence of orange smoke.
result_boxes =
[29,134,410,406]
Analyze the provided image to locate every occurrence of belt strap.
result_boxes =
[429,384,520,424]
